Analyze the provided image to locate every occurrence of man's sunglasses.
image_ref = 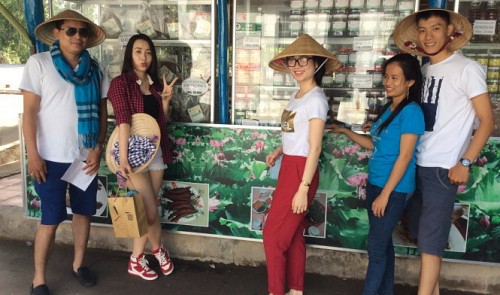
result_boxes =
[59,27,90,38]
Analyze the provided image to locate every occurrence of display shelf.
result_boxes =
[103,39,211,46]
[67,0,211,5]
[69,0,216,123]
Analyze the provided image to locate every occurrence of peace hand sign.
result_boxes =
[161,75,179,100]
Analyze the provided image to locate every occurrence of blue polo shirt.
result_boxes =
[368,102,424,193]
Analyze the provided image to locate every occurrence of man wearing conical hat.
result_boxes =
[393,9,494,295]
[19,10,109,295]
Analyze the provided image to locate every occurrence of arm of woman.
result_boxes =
[117,123,133,177]
[328,124,374,150]
[371,133,418,217]
[266,145,283,167]
[161,76,178,121]
[292,118,324,214]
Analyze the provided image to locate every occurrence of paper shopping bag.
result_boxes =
[108,192,148,238]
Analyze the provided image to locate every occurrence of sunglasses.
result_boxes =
[59,27,90,38]
[285,57,313,67]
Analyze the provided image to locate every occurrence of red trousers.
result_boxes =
[263,154,319,295]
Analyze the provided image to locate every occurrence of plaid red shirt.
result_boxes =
[108,71,173,164]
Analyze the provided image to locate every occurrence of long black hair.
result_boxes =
[121,33,160,85]
[313,56,327,86]
[373,54,422,135]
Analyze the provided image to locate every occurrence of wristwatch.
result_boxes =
[459,158,472,168]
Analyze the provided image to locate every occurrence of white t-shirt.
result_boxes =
[19,52,109,163]
[281,86,328,157]
[417,52,487,169]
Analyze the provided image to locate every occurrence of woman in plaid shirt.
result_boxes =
[108,33,177,281]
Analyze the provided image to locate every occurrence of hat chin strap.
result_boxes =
[404,30,463,56]
[314,59,328,74]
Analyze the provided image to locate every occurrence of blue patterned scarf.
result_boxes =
[50,40,102,149]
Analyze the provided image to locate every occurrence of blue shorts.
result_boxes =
[34,160,98,225]
[407,166,458,256]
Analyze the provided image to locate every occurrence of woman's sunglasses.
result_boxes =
[59,27,90,38]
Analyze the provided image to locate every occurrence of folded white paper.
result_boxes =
[61,159,96,191]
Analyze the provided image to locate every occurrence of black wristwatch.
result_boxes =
[459,158,472,168]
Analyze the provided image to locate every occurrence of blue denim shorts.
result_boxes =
[34,160,98,225]
[408,166,458,256]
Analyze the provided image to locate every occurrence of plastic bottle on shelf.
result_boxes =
[485,0,499,42]
[469,0,483,42]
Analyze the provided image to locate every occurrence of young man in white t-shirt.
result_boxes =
[20,10,108,295]
[393,9,494,295]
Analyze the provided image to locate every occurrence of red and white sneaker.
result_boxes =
[152,246,174,276]
[128,253,158,280]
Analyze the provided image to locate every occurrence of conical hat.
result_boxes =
[393,9,472,56]
[269,34,342,74]
[105,114,161,175]
[35,9,106,47]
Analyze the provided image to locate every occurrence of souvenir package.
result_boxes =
[100,7,123,38]
[135,1,169,39]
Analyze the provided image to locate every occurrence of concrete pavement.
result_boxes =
[0,238,482,295]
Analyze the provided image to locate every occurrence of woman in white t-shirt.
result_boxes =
[263,34,341,295]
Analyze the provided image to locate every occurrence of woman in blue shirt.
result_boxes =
[330,54,424,295]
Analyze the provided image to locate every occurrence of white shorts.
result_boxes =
[143,149,167,172]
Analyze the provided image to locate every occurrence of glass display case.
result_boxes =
[457,0,500,136]
[61,0,216,123]
[232,0,418,130]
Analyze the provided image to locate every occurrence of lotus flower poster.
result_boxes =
[24,123,500,265]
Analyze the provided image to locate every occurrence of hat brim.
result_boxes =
[105,113,161,175]
[269,34,342,74]
[393,9,472,56]
[35,9,106,47]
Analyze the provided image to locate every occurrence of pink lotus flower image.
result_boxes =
[347,173,368,200]
[209,196,222,212]
[210,139,223,149]
[175,138,187,146]
[30,198,40,209]
[344,144,361,155]
[255,140,265,152]
[347,173,368,186]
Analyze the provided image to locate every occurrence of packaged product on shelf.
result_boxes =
[135,2,165,39]
[487,67,500,80]
[487,80,499,93]
[304,0,319,12]
[334,0,349,12]
[484,0,498,42]
[100,7,123,39]
[398,1,414,14]
[349,0,365,12]
[289,15,304,37]
[290,0,305,15]
[366,0,382,10]
[347,13,360,37]
[489,52,500,67]
[380,13,397,36]
[336,48,349,65]
[333,70,346,87]
[319,0,334,12]
[322,74,334,87]
[331,14,347,36]
[381,0,397,11]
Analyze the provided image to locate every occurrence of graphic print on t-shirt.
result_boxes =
[421,75,443,132]
[281,109,296,132]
